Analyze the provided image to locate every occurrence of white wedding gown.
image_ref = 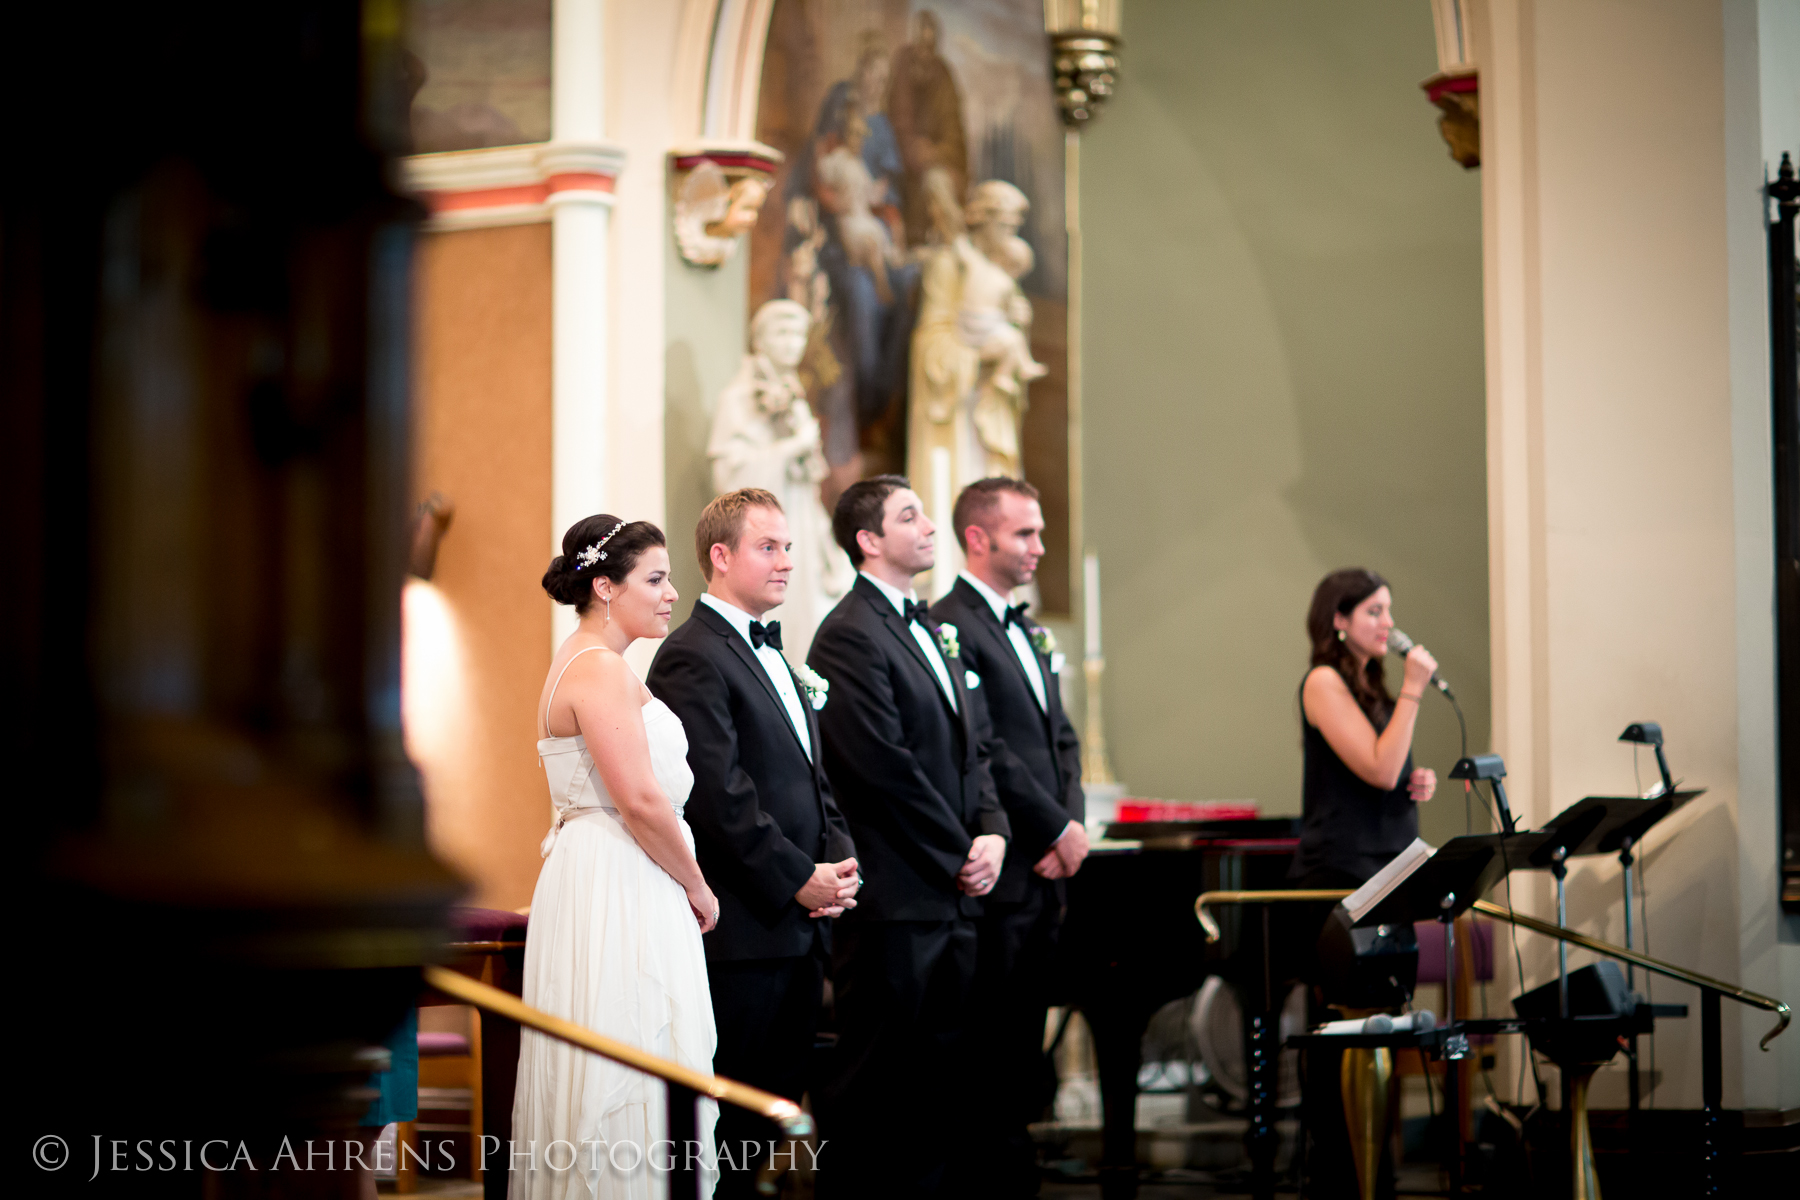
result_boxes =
[511,648,718,1199]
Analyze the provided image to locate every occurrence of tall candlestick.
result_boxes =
[931,446,954,599]
[1084,552,1101,659]
[1080,551,1114,784]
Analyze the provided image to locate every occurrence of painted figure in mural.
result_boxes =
[782,35,920,494]
[814,116,901,305]
[908,180,1042,594]
[887,10,969,248]
[708,300,855,662]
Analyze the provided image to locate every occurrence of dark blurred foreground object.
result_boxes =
[2,2,462,1194]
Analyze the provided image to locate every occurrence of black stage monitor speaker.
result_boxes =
[1512,961,1633,1020]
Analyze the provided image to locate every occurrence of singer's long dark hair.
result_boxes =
[1306,568,1394,727]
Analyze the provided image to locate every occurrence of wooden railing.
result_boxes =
[424,966,812,1199]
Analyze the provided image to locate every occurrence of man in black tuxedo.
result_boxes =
[806,475,1010,1197]
[932,477,1088,1196]
[646,488,860,1199]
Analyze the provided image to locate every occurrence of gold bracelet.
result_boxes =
[1398,692,1424,704]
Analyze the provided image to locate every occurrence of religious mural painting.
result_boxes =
[404,0,552,154]
[751,0,1072,612]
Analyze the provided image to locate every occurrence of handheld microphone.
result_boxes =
[1387,627,1454,698]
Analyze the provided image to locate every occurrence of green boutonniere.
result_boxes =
[935,623,961,659]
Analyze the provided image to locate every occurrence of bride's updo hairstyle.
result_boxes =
[542,514,667,614]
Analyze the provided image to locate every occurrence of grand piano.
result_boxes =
[1052,813,1304,1198]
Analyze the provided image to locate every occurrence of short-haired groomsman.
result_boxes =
[932,477,1088,1197]
[647,488,860,1199]
[807,475,1010,1198]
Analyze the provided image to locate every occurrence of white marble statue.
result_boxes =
[908,179,1043,593]
[708,299,854,661]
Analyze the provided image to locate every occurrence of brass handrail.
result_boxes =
[1189,890,1791,1050]
[1193,889,1353,942]
[422,965,814,1137]
[1469,899,1792,1051]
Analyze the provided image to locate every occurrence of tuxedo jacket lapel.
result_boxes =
[799,675,830,799]
[954,580,1051,732]
[695,601,811,763]
[1027,637,1057,731]
[947,632,976,767]
[861,585,959,722]
[971,585,1052,725]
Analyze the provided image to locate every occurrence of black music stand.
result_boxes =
[1348,832,1550,1192]
[1531,788,1702,1112]
[1353,833,1552,1057]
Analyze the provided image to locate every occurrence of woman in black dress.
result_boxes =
[1290,569,1440,1198]
[1291,568,1438,888]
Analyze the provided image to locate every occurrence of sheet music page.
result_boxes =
[1341,838,1434,923]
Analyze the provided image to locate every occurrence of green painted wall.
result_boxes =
[1081,0,1489,841]
[664,240,751,615]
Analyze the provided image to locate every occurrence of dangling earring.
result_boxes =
[1336,629,1347,642]
[604,594,612,623]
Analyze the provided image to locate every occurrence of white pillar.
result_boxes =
[1476,0,1794,1111]
[548,0,625,649]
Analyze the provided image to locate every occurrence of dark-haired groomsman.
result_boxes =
[932,477,1087,1197]
[807,475,1010,1198]
[647,487,859,1199]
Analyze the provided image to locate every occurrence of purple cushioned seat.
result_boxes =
[1414,918,1495,984]
[449,906,528,943]
[418,1031,473,1057]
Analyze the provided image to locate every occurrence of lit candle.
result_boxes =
[1084,552,1101,660]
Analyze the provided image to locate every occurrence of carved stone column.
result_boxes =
[550,0,629,648]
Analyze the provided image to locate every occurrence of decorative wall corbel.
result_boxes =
[669,141,783,267]
[1423,72,1480,168]
[1423,0,1479,168]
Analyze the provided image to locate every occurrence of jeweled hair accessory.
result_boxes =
[574,522,626,571]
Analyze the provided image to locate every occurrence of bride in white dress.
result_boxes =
[513,515,720,1199]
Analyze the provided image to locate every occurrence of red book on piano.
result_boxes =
[1114,799,1261,823]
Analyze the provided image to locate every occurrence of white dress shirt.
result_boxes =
[959,570,1048,712]
[700,593,812,760]
[859,571,958,711]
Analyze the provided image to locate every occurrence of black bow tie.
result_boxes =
[749,620,782,651]
[1004,602,1030,628]
[903,599,932,627]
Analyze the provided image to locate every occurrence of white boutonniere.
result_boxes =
[935,623,961,659]
[792,663,830,710]
[1028,625,1057,656]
